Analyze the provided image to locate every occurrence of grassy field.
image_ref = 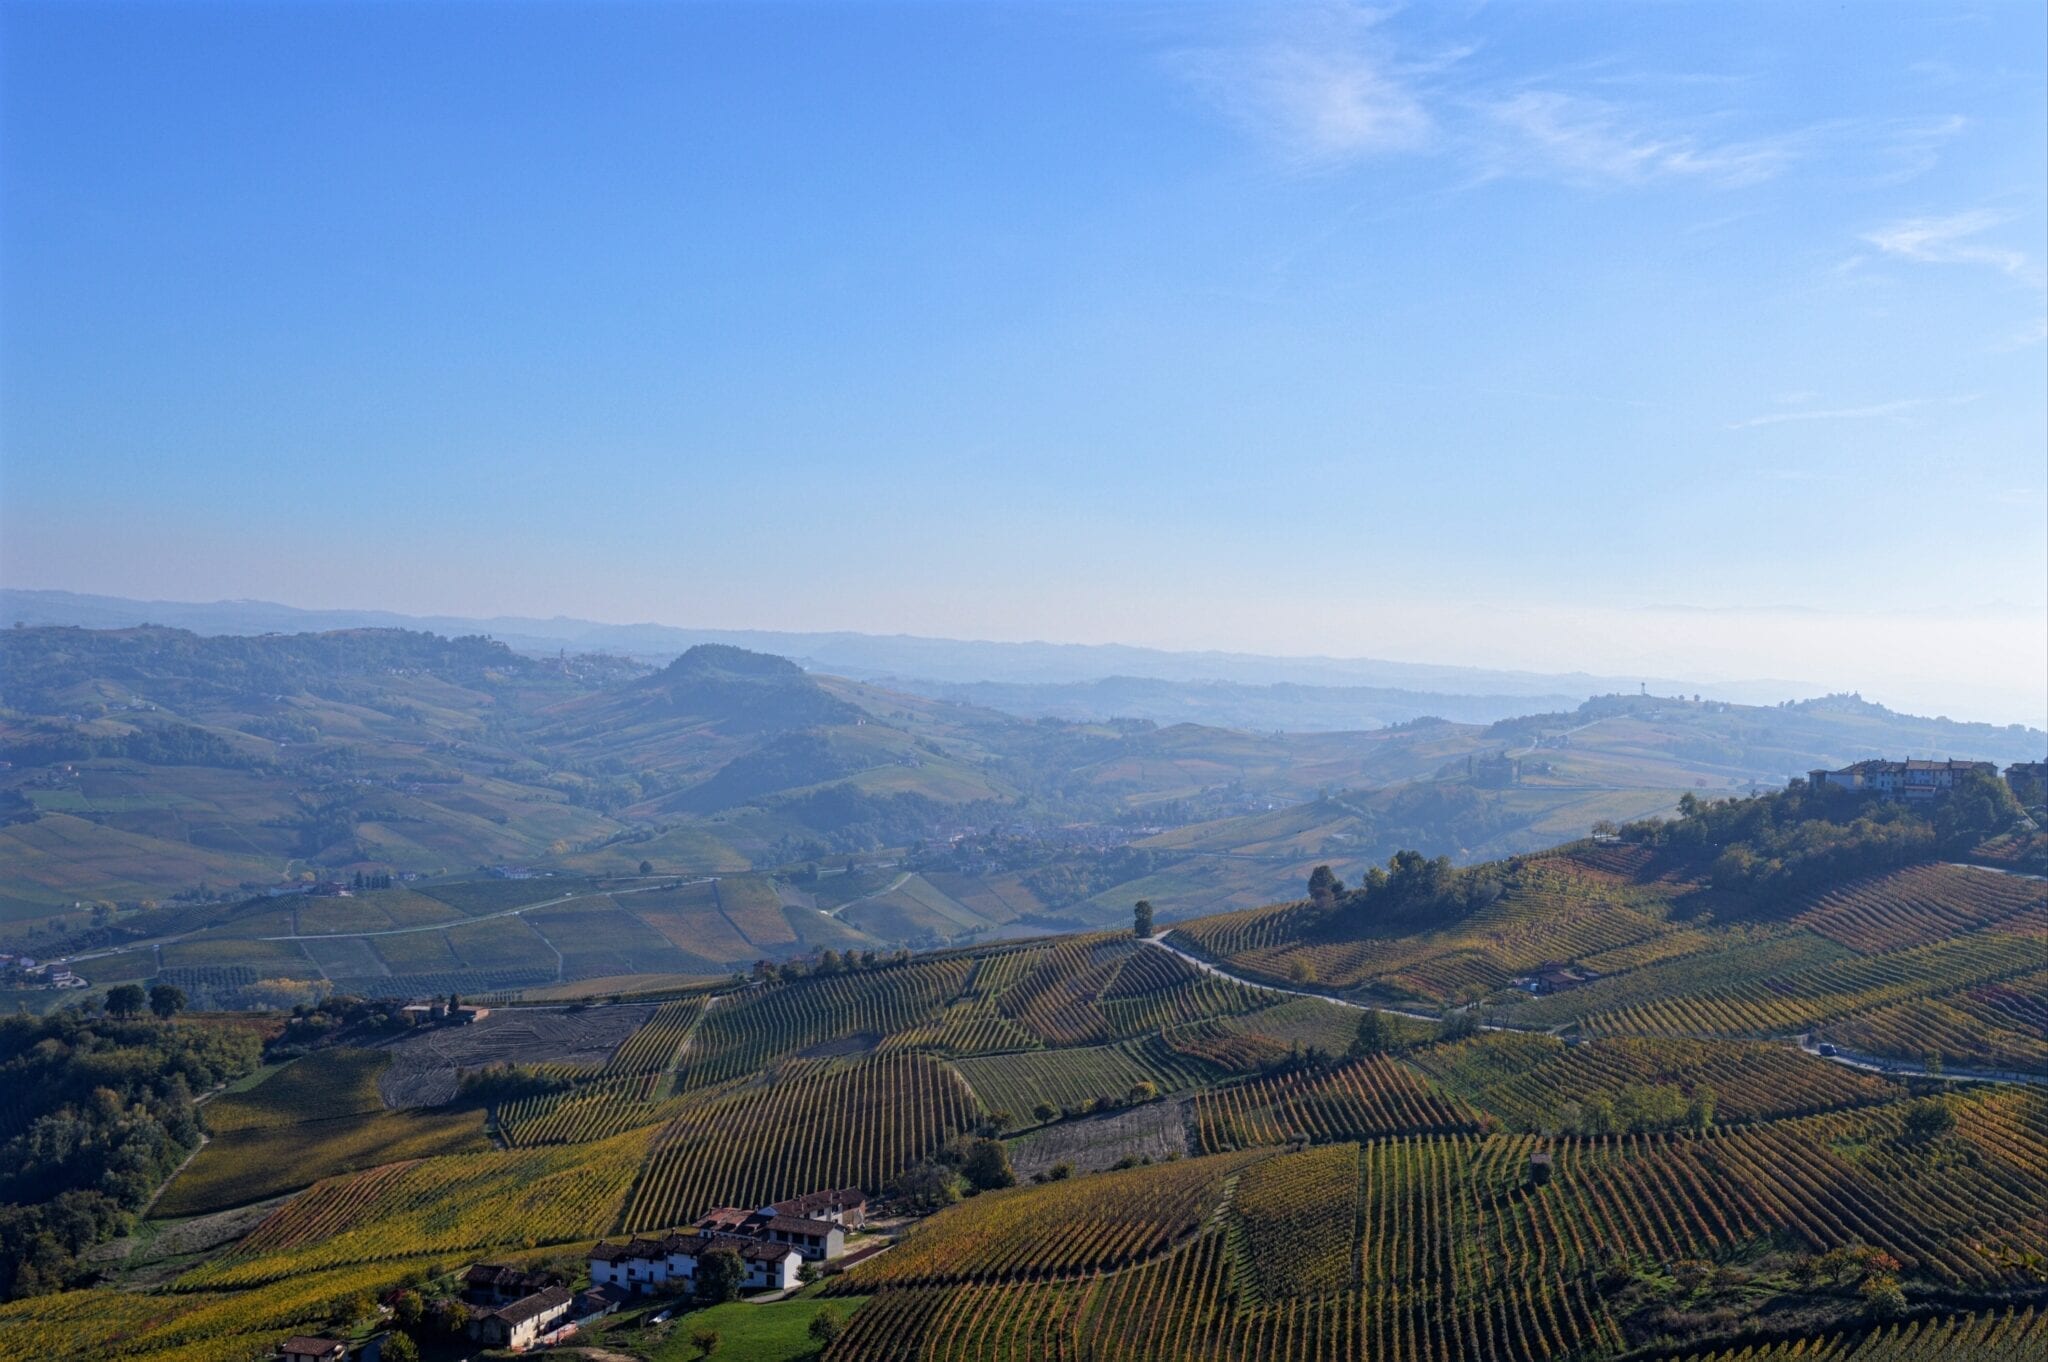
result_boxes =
[624,1292,871,1361]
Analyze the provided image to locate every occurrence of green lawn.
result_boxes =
[628,1293,870,1361]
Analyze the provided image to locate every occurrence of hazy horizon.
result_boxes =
[6,581,2044,730]
[4,2,2043,726]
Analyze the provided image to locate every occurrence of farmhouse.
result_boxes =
[696,1187,868,1257]
[462,1263,555,1304]
[466,1284,574,1351]
[772,1186,868,1229]
[587,1232,803,1295]
[696,1207,846,1260]
[1807,759,1997,800]
[279,1339,348,1362]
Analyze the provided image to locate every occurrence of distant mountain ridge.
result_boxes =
[2,588,1812,716]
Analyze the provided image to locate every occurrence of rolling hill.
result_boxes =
[1,625,2039,983]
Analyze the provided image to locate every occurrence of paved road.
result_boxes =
[53,877,709,965]
[1795,1036,2045,1088]
[253,877,704,942]
[823,871,913,920]
[1946,860,2048,884]
[1143,933,1520,1030]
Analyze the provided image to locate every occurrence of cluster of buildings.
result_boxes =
[0,953,86,990]
[268,1188,868,1359]
[1511,963,1601,995]
[589,1188,868,1299]
[397,999,489,1025]
[459,1265,585,1350]
[1806,759,1999,800]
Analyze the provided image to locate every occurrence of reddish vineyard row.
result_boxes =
[1794,864,2045,955]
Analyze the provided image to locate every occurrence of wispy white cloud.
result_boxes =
[1869,114,1968,185]
[1166,7,1439,169]
[1476,91,1800,188]
[1726,394,1981,430]
[1863,210,2040,282]
[1172,42,1433,168]
[1170,11,1803,191]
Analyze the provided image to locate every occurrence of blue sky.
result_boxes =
[3,2,2043,723]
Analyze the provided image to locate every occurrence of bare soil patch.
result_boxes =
[796,1031,880,1060]
[1006,1097,1193,1178]
[377,1005,657,1107]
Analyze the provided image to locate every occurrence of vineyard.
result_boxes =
[840,1151,1262,1288]
[954,1034,1221,1126]
[1164,855,1683,1007]
[19,811,2048,1362]
[1409,1032,1896,1129]
[1793,864,2046,954]
[1191,1056,1481,1151]
[678,958,971,1088]
[822,1088,2048,1361]
[1227,1142,1359,1300]
[180,1127,653,1287]
[624,1051,983,1228]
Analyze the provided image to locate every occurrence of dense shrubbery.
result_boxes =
[1622,775,2021,895]
[0,1010,261,1298]
[1331,848,1506,930]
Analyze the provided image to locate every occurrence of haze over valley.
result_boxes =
[1,3,2043,1360]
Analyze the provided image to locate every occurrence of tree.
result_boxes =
[1128,1080,1158,1103]
[1133,899,1154,938]
[639,859,654,875]
[691,1326,723,1355]
[1437,1006,1480,1042]
[1348,1009,1392,1058]
[148,983,187,1022]
[431,1297,470,1336]
[381,1334,420,1362]
[808,1306,846,1345]
[1860,1273,1907,1320]
[890,1161,959,1213]
[695,1247,744,1305]
[1032,1101,1058,1123]
[104,984,146,1018]
[1687,1085,1717,1133]
[391,1289,424,1329]
[1902,1098,1955,1142]
[961,1138,1015,1191]
[1307,865,1343,906]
